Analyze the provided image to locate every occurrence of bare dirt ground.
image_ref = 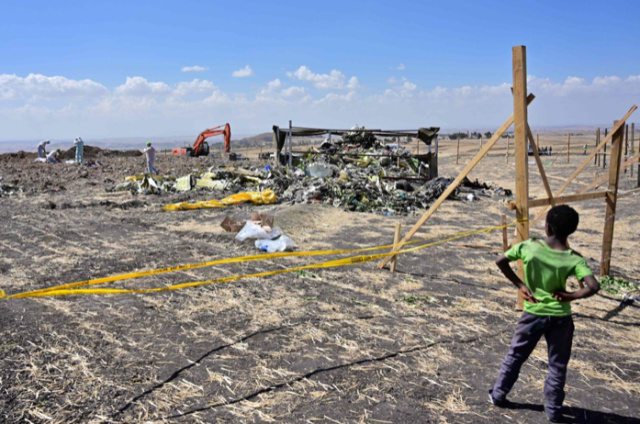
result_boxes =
[0,134,638,424]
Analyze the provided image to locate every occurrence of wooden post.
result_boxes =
[513,46,530,310]
[501,215,509,252]
[600,121,624,276]
[567,132,571,163]
[603,141,607,168]
[390,223,402,273]
[625,124,629,156]
[456,138,460,165]
[595,128,600,166]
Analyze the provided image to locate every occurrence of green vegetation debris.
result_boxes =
[396,294,438,305]
[598,275,640,296]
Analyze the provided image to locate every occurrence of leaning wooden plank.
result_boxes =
[527,125,554,205]
[579,152,640,194]
[377,93,536,269]
[390,223,402,273]
[531,105,637,225]
[526,191,608,208]
[557,105,636,196]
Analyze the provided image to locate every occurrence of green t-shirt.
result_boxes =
[505,238,593,316]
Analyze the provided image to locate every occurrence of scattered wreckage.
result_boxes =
[106,126,512,215]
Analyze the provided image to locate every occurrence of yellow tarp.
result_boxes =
[163,189,277,211]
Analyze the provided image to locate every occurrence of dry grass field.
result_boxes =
[0,132,638,423]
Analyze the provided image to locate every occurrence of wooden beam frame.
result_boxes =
[531,105,637,225]
[509,190,608,209]
[375,93,535,270]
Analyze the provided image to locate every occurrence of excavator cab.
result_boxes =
[186,141,209,157]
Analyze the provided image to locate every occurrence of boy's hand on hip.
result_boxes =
[552,290,575,302]
[519,285,538,303]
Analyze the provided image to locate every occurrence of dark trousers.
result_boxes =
[492,312,574,415]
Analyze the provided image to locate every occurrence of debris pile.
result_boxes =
[106,130,512,215]
[107,174,175,195]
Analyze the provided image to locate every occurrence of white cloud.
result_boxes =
[0,73,108,101]
[255,78,308,103]
[232,65,253,78]
[281,86,306,97]
[2,71,640,140]
[173,79,216,96]
[114,77,172,98]
[287,66,358,90]
[396,64,406,71]
[181,65,208,72]
[267,79,281,90]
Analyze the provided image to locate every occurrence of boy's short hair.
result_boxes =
[547,205,579,239]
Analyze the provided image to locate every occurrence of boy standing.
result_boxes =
[490,205,600,422]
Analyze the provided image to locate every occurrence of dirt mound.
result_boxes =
[60,145,143,160]
[0,150,37,161]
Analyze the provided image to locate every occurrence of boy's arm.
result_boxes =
[552,275,600,302]
[495,256,539,303]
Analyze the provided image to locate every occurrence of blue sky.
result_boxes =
[1,0,640,141]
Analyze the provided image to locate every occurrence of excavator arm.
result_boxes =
[189,123,232,156]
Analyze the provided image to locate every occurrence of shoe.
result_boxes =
[544,405,565,423]
[488,390,509,408]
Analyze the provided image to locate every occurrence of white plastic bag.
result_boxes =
[255,236,297,253]
[236,221,282,242]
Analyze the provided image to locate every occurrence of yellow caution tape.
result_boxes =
[6,225,486,298]
[1,220,514,299]
[163,189,277,211]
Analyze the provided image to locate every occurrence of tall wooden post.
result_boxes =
[595,128,600,166]
[567,132,571,163]
[625,124,629,156]
[600,121,624,276]
[603,138,607,168]
[513,46,530,310]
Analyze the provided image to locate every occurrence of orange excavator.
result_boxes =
[172,123,231,156]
